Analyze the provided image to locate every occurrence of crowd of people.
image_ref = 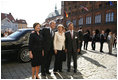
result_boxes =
[1,30,13,37]
[28,21,117,79]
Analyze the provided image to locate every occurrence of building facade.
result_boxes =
[1,13,18,32]
[16,19,27,29]
[62,1,117,35]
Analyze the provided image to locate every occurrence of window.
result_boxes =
[68,2,70,5]
[90,1,93,4]
[73,20,76,27]
[95,14,101,23]
[86,16,91,24]
[74,5,77,8]
[106,12,114,22]
[66,20,71,26]
[78,18,83,25]
[99,4,102,8]
[69,7,71,10]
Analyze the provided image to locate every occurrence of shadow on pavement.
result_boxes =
[81,55,106,68]
[53,71,84,79]
[107,53,117,57]
[77,50,87,56]
[87,50,101,54]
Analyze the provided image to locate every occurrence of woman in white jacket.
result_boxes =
[53,24,65,73]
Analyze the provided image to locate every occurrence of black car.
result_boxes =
[1,28,34,62]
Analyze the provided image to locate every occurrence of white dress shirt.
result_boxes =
[69,30,74,38]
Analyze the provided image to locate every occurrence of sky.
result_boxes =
[1,0,61,27]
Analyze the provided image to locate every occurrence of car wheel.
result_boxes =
[18,47,31,62]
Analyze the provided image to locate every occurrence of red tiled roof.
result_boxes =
[1,13,16,23]
[16,19,27,24]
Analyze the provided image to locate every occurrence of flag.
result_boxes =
[65,11,68,18]
[109,1,113,6]
[80,5,89,11]
[83,7,88,11]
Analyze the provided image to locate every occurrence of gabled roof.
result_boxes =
[1,13,16,23]
[16,19,27,24]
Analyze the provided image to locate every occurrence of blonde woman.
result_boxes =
[53,24,65,73]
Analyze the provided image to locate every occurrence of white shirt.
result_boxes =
[69,30,74,38]
[50,27,54,36]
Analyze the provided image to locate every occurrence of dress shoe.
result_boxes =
[74,70,77,73]
[41,73,46,76]
[36,77,39,79]
[67,69,70,72]
[108,53,112,54]
[100,51,104,53]
[59,70,63,72]
[46,71,51,74]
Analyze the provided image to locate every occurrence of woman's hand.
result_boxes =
[54,49,57,54]
[29,51,33,59]
[42,50,44,56]
[77,49,80,53]
[31,31,35,33]
[65,49,67,53]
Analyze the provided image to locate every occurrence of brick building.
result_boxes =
[62,1,117,35]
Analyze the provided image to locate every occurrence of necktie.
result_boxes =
[51,30,53,37]
[71,31,73,39]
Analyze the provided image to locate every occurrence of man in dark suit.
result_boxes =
[41,21,56,76]
[77,27,83,54]
[83,31,90,50]
[100,30,105,52]
[91,31,96,50]
[65,22,79,73]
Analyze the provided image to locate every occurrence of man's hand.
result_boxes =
[77,49,80,52]
[79,41,81,43]
[65,49,67,53]
[54,49,57,54]
[42,50,44,56]
[31,31,35,33]
[29,51,33,59]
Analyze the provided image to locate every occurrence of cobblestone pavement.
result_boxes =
[1,42,117,79]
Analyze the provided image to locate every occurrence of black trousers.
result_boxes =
[67,51,77,70]
[113,42,117,48]
[91,41,96,50]
[80,41,83,52]
[84,41,88,50]
[100,42,104,51]
[54,50,63,72]
[41,49,53,74]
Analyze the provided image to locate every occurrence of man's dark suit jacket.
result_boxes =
[41,27,54,51]
[100,34,105,43]
[78,30,83,41]
[65,31,79,53]
[83,33,90,42]
[92,34,96,42]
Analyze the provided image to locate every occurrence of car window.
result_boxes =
[8,30,25,38]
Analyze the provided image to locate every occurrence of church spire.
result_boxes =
[55,4,57,10]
